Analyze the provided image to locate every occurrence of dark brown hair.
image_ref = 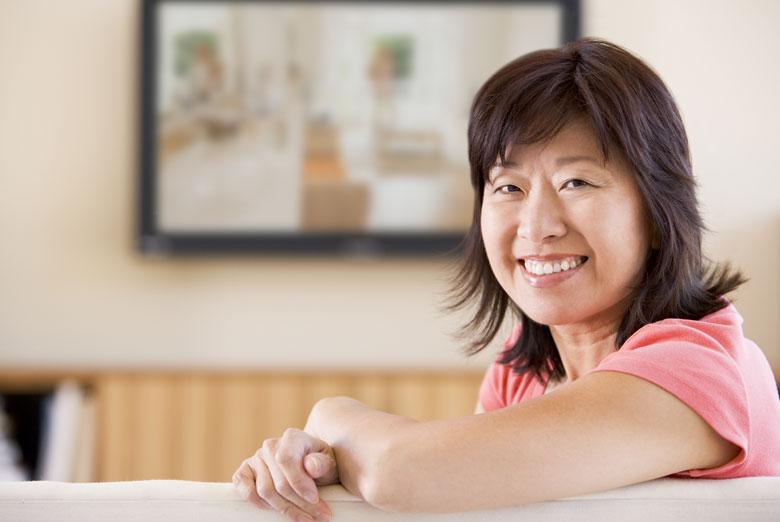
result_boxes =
[446,37,746,382]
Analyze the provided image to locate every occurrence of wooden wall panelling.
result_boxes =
[259,374,307,440]
[217,375,266,482]
[173,375,217,481]
[352,374,391,412]
[432,374,482,419]
[137,376,177,479]
[302,373,356,418]
[390,374,436,421]
[97,374,134,481]
[90,371,485,482]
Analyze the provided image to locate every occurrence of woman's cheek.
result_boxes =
[481,209,508,275]
[483,209,510,246]
[480,206,497,250]
[593,217,648,290]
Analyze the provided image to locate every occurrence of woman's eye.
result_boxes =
[495,184,521,194]
[562,179,590,189]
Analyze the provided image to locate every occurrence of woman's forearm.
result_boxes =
[304,396,417,506]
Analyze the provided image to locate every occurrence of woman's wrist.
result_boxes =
[305,396,367,443]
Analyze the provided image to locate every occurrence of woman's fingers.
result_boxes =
[277,428,337,499]
[232,430,335,521]
[243,450,324,522]
[232,459,272,510]
[261,439,329,521]
[303,452,338,484]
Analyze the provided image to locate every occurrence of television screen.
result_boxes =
[140,0,580,255]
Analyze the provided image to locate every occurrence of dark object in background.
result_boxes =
[1,392,48,479]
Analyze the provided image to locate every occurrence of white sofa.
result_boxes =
[1,477,779,521]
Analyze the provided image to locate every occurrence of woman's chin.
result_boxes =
[519,305,585,327]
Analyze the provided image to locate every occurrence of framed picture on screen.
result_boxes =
[138,0,581,255]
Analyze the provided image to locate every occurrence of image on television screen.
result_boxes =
[144,0,577,252]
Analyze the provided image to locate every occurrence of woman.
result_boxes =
[233,37,780,521]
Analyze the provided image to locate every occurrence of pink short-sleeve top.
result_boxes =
[478,302,780,478]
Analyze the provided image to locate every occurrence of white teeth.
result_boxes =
[524,256,585,276]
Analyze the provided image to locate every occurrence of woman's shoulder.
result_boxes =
[620,300,748,354]
[591,300,780,478]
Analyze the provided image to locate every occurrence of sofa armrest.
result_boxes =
[1,477,779,521]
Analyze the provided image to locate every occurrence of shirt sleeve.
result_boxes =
[478,361,506,411]
[588,321,750,478]
[478,323,524,412]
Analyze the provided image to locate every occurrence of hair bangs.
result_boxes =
[474,76,614,187]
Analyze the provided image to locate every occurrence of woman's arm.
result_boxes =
[331,371,739,513]
[304,396,418,505]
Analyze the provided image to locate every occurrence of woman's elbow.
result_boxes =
[364,476,411,513]
[362,476,399,512]
[361,439,414,513]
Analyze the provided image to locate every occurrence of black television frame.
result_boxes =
[138,0,581,256]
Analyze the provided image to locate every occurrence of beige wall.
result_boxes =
[1,0,778,372]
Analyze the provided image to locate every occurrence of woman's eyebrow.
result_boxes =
[493,155,603,169]
[556,155,603,167]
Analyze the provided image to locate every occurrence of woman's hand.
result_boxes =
[233,428,338,522]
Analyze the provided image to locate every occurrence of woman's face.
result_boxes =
[481,118,653,328]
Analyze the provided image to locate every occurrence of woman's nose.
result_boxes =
[515,188,567,243]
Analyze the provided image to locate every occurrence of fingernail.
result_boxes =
[303,490,318,504]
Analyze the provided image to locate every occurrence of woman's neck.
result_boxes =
[548,309,623,384]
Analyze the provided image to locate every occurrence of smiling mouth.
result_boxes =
[520,256,588,276]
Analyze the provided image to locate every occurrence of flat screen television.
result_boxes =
[139,0,580,255]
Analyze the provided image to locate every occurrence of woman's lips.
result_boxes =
[518,257,587,288]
